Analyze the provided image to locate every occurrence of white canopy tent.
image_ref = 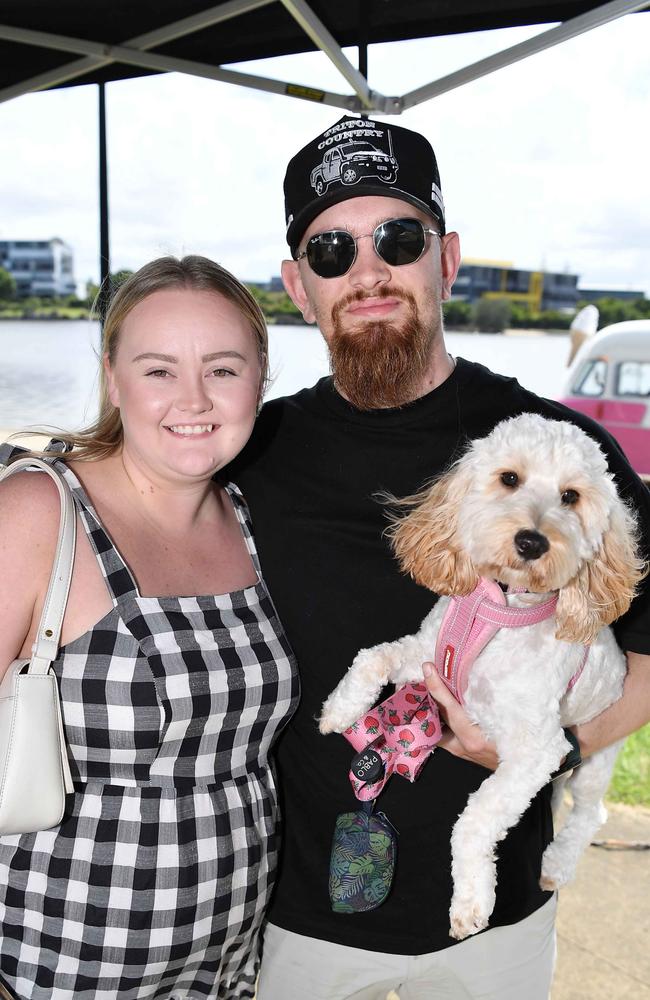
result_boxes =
[1,0,647,292]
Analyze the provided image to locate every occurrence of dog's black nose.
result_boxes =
[514,529,550,561]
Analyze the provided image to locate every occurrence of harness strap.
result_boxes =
[435,579,560,704]
[567,646,589,689]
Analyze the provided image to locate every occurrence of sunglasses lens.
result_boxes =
[306,231,356,278]
[375,219,426,266]
[303,219,430,277]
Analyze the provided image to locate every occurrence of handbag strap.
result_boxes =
[0,457,76,673]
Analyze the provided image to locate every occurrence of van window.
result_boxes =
[572,359,606,397]
[617,361,650,397]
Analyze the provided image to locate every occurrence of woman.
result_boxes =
[0,256,299,1000]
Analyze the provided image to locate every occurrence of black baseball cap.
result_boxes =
[284,116,446,255]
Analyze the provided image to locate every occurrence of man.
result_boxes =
[229,116,650,999]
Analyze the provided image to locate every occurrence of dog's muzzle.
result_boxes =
[514,529,550,560]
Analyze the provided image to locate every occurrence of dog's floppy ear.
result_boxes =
[556,496,647,644]
[388,458,478,596]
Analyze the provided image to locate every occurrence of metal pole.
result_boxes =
[358,0,368,119]
[98,81,110,323]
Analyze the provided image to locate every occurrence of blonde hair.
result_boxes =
[54,255,269,462]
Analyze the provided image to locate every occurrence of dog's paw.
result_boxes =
[318,698,356,735]
[449,882,494,940]
[318,702,341,734]
[318,716,335,735]
[449,902,490,941]
[540,843,573,891]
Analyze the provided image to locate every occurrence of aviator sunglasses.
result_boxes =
[295,217,440,279]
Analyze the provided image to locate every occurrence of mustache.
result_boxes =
[331,286,417,325]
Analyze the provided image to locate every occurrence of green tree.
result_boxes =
[85,270,135,307]
[630,297,650,319]
[508,303,533,328]
[474,297,512,333]
[443,300,472,328]
[246,285,302,322]
[506,304,573,331]
[582,296,650,327]
[0,267,17,302]
[592,297,633,327]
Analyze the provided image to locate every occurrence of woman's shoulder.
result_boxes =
[0,463,63,557]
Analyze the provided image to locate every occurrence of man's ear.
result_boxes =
[103,353,119,407]
[281,259,316,324]
[440,232,461,302]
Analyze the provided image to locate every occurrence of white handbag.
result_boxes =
[0,457,76,835]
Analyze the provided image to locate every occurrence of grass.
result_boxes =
[607,723,650,807]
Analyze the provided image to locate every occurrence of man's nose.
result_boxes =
[347,235,391,290]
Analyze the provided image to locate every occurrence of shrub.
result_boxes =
[474,297,512,333]
[580,296,650,328]
[0,267,17,302]
[443,300,473,328]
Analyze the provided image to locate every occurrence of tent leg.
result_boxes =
[358,1,368,119]
[98,81,110,322]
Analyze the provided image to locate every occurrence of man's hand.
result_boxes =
[422,662,499,770]
[575,650,650,757]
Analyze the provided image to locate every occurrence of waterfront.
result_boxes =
[0,320,572,432]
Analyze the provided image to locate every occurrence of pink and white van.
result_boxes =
[559,320,650,482]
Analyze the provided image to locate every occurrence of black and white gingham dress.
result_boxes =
[0,453,299,1000]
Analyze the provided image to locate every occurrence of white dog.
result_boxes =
[320,413,645,940]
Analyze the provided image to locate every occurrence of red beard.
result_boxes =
[328,287,435,410]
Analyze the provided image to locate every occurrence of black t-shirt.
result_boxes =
[228,358,650,955]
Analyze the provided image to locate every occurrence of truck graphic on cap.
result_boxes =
[310,136,398,196]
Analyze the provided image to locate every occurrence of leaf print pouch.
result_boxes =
[329,800,397,913]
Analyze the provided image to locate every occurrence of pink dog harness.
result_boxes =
[434,578,559,704]
[343,578,587,800]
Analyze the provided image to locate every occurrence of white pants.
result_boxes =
[257,895,557,1000]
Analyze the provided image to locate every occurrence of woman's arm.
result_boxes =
[0,472,60,676]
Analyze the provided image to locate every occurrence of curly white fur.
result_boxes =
[319,413,646,941]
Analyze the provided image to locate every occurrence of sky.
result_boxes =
[1,12,649,297]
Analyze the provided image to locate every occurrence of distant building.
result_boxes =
[577,287,646,303]
[0,238,76,298]
[453,259,579,312]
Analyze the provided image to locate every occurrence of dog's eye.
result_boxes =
[561,489,580,506]
[500,471,519,488]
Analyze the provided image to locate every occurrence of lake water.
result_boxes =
[0,320,572,431]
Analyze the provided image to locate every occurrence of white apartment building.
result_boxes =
[0,238,76,297]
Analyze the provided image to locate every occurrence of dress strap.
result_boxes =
[0,441,26,469]
[51,460,139,603]
[1,442,136,601]
[225,482,263,578]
